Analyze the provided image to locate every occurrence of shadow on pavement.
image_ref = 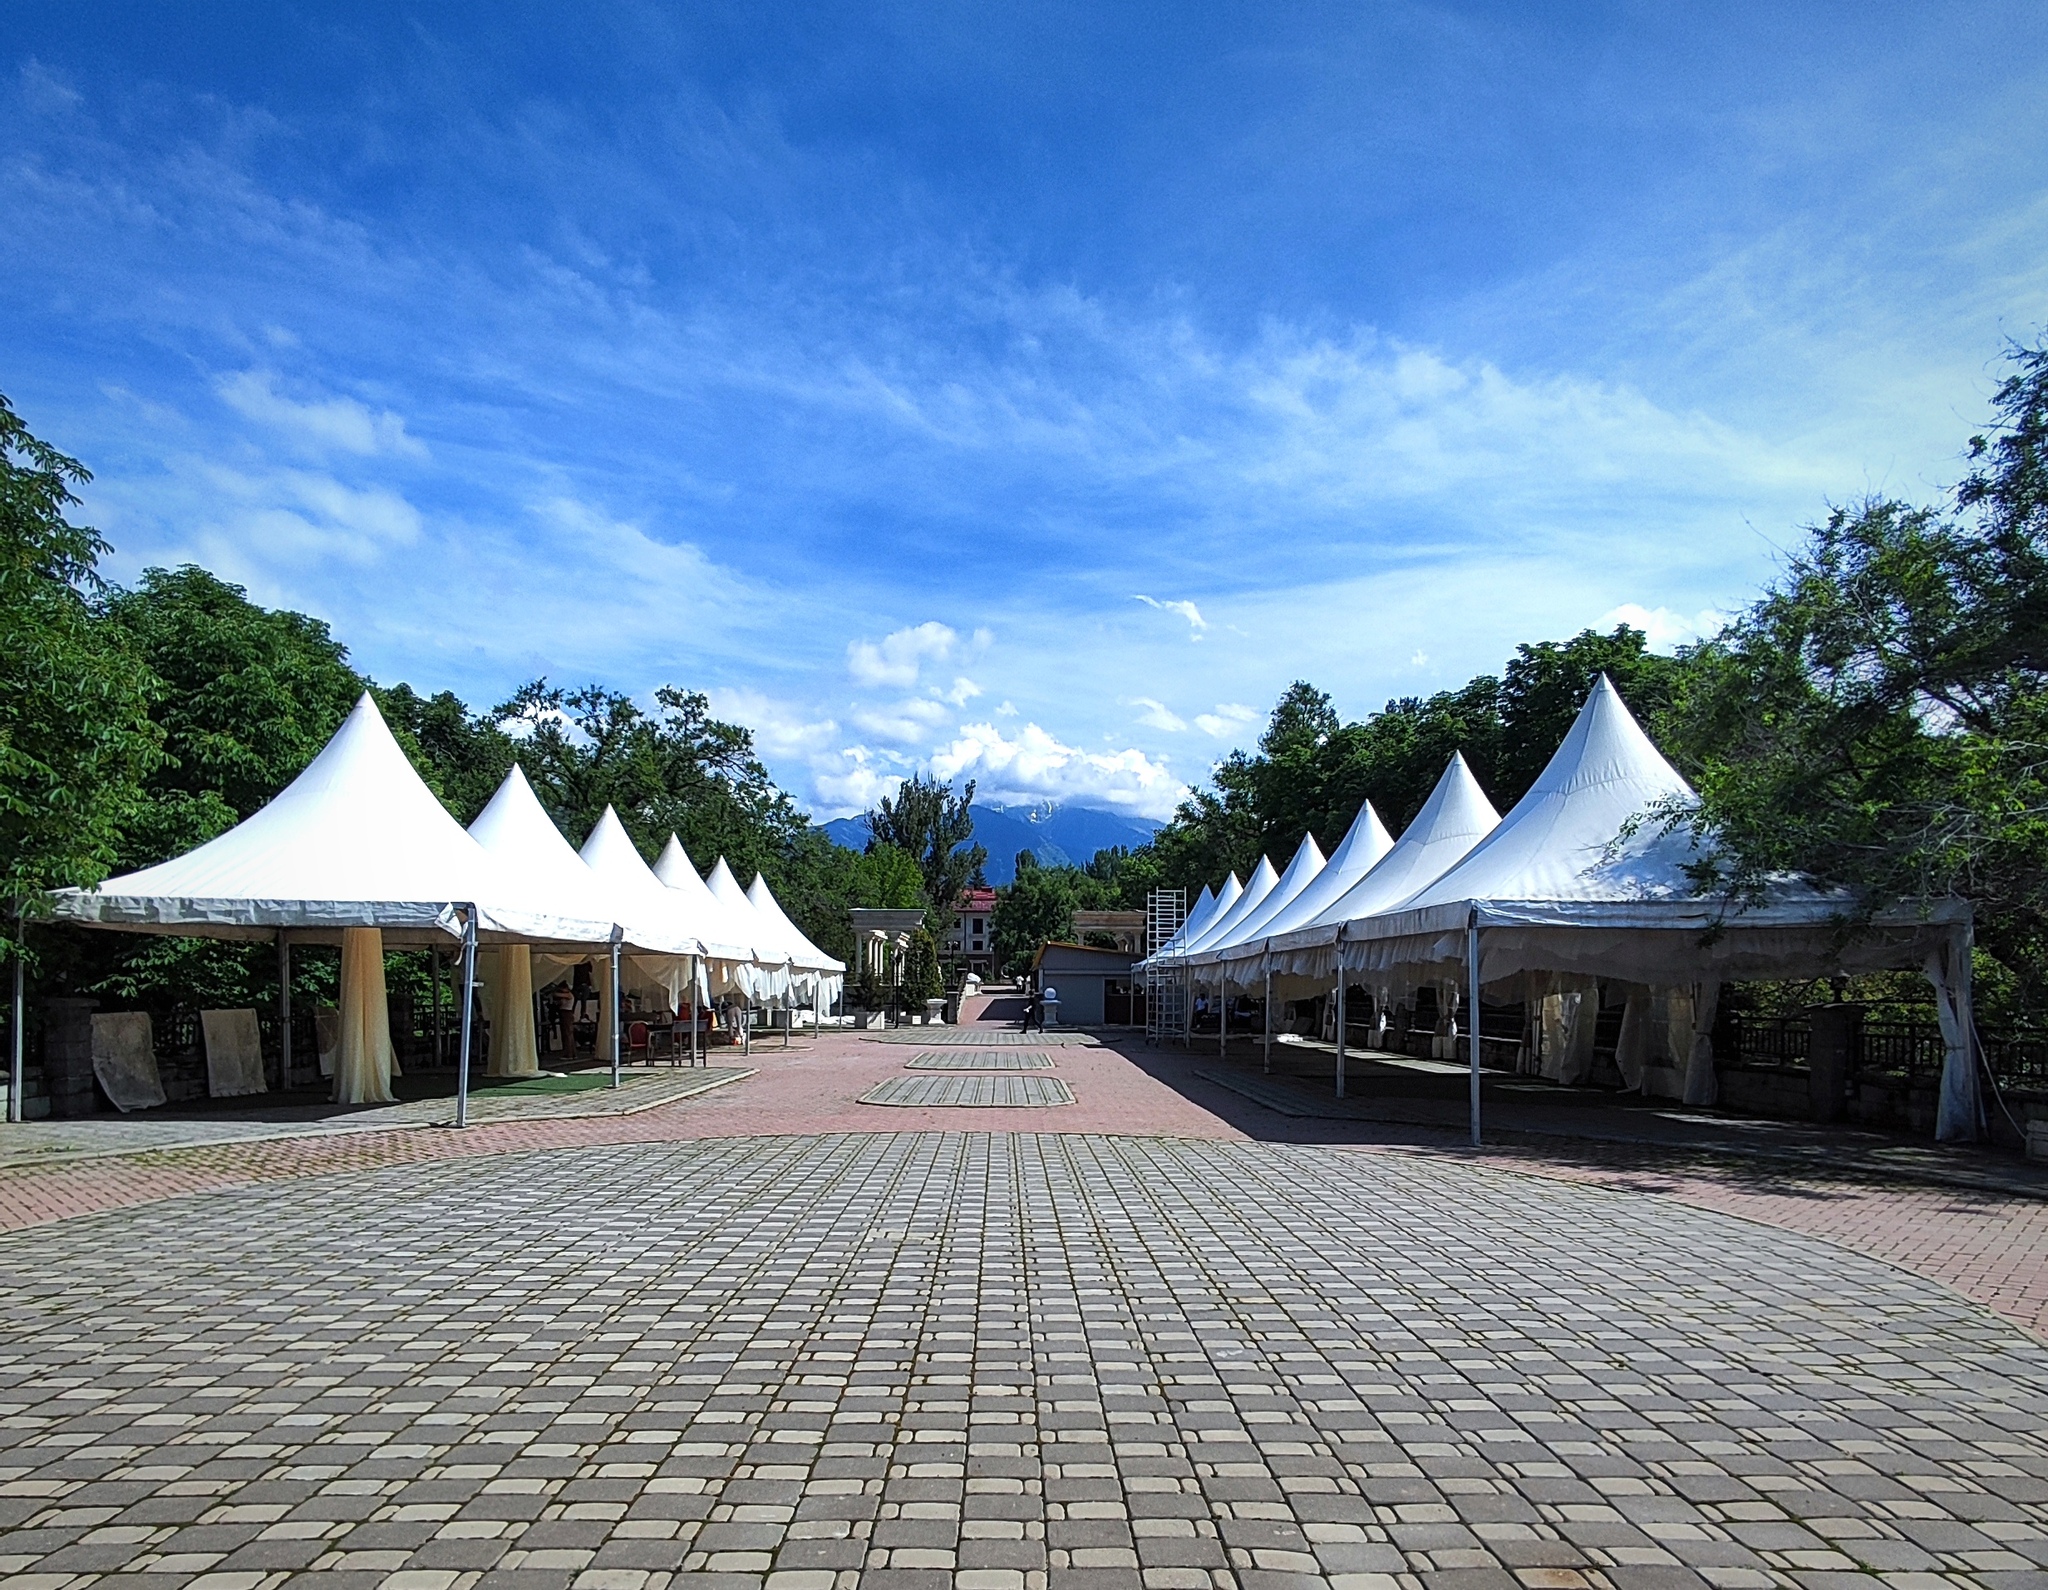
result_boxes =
[1096,1030,2048,1206]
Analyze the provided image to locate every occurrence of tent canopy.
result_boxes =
[1178,856,1277,959]
[49,693,617,947]
[468,766,698,957]
[1339,677,1967,986]
[746,873,846,974]
[1240,801,1394,950]
[651,836,760,963]
[1205,834,1325,958]
[1269,751,1502,961]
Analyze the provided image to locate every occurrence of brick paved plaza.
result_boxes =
[3,1031,2048,1590]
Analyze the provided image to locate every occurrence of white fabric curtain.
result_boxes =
[488,943,541,1078]
[335,926,396,1105]
[1929,928,1981,1142]
[1613,985,1650,1091]
[1681,980,1720,1106]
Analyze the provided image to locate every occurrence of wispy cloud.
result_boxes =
[215,369,429,460]
[1598,602,1729,653]
[1193,703,1258,738]
[1134,594,1208,637]
[1131,697,1187,732]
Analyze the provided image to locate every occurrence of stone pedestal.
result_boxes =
[1806,1003,1862,1124]
[41,997,101,1118]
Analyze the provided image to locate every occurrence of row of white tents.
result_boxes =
[1144,677,1982,1141]
[41,693,844,1117]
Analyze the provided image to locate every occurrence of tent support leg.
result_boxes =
[277,933,292,1094]
[1335,975,1346,1100]
[1263,970,1272,1074]
[1219,985,1227,1060]
[455,909,477,1129]
[9,909,24,1125]
[430,948,442,1067]
[609,928,623,1089]
[1467,913,1482,1148]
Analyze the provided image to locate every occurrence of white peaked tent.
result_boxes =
[1153,884,1220,959]
[1178,884,1221,944]
[707,857,797,1006]
[467,767,709,1078]
[1193,837,1327,993]
[649,836,756,964]
[747,874,848,1027]
[1243,802,1395,950]
[1338,677,1976,1139]
[746,874,845,976]
[1180,857,1279,959]
[55,695,616,947]
[1269,752,1502,978]
[1207,835,1325,957]
[50,693,621,1109]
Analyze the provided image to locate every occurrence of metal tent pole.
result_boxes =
[1219,980,1227,1059]
[277,932,292,1093]
[1335,972,1347,1100]
[455,909,478,1129]
[693,956,702,1067]
[610,926,624,1089]
[1467,908,1482,1147]
[430,949,442,1067]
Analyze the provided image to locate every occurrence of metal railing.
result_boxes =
[1727,1012,2048,1092]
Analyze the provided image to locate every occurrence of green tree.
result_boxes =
[865,772,987,911]
[1662,336,2048,1018]
[0,396,161,946]
[901,927,945,1003]
[106,565,366,866]
[500,681,808,885]
[990,862,1110,972]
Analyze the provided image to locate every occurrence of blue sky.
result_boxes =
[5,3,2045,820]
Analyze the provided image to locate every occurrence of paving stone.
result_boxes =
[1,1132,2046,1590]
[857,1078,1075,1108]
[903,1053,1057,1072]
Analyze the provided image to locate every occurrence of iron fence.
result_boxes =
[1727,1012,2048,1092]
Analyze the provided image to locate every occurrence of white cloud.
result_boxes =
[708,687,839,757]
[847,621,958,687]
[851,695,951,743]
[1598,602,1730,653]
[810,745,903,814]
[1131,697,1188,732]
[216,369,428,459]
[1193,702,1258,738]
[1134,594,1208,637]
[191,463,423,566]
[928,720,1188,819]
[940,675,982,707]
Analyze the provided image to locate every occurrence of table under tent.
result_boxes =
[40,693,722,1122]
[1146,676,1982,1143]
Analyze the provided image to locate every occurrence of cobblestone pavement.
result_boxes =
[3,1132,2047,1590]
[858,1077,1077,1108]
[903,1056,1057,1073]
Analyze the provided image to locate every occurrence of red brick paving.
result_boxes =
[4,1024,2045,1342]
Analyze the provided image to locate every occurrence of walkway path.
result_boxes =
[1,1133,2044,1590]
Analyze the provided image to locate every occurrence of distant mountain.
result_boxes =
[821,801,1161,885]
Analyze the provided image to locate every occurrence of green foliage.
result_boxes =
[1661,336,2048,1019]
[499,681,809,885]
[0,395,162,944]
[900,927,945,1003]
[991,861,1114,971]
[107,566,366,850]
[1083,844,1161,909]
[1131,627,1678,900]
[865,772,987,910]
